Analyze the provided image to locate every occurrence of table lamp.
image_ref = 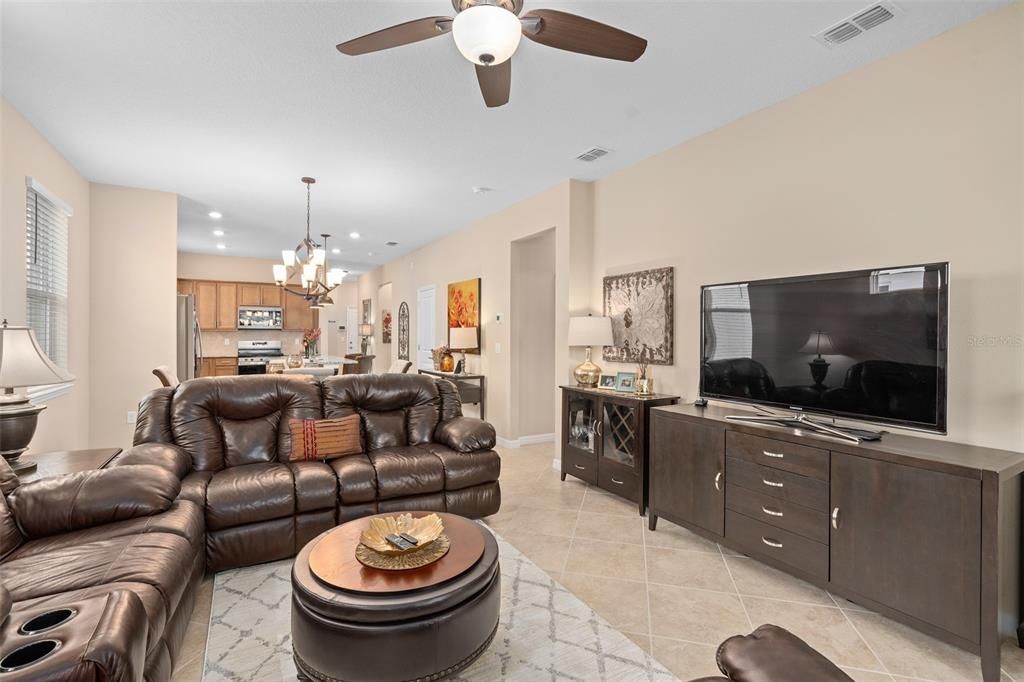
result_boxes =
[449,327,478,375]
[799,330,837,387]
[0,319,75,474]
[567,315,613,388]
[359,323,374,355]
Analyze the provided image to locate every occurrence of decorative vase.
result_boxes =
[635,377,655,396]
[440,351,455,373]
[286,354,303,369]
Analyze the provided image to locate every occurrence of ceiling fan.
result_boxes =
[336,0,647,108]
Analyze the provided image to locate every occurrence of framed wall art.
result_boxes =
[603,267,674,365]
[381,309,393,344]
[398,302,410,360]
[447,277,481,355]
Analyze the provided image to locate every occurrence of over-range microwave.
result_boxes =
[238,306,283,330]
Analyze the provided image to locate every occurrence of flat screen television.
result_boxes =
[700,263,948,433]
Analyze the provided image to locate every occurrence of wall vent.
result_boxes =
[576,146,611,162]
[814,2,899,47]
[385,241,399,247]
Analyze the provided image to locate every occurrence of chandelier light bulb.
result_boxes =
[282,250,296,266]
[452,5,522,66]
[272,264,287,284]
[327,269,345,287]
[313,248,327,266]
[302,264,317,284]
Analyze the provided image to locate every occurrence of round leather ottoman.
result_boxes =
[291,512,500,682]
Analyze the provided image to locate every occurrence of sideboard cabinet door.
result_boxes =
[830,453,981,643]
[651,416,724,537]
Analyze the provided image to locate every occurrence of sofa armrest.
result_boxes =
[0,583,9,627]
[715,625,853,682]
[435,417,496,453]
[9,465,181,539]
[108,443,191,479]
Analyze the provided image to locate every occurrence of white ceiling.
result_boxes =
[2,1,1005,274]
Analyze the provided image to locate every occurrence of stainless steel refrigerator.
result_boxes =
[176,294,202,380]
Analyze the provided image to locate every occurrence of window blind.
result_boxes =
[704,284,752,361]
[25,184,70,370]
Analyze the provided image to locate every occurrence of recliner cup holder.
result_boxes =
[0,640,61,672]
[17,608,77,635]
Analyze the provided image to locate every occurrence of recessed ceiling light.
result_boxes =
[209,211,223,219]
[212,229,225,237]
[349,232,360,239]
[332,248,341,254]
[367,251,374,256]
[216,243,226,250]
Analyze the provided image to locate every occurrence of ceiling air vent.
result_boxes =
[576,146,611,163]
[814,2,899,47]
[385,241,399,247]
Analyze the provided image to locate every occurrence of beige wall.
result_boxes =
[361,6,1022,452]
[359,180,592,441]
[511,229,556,438]
[1,99,92,452]
[588,5,1022,452]
[90,184,177,447]
[177,251,280,283]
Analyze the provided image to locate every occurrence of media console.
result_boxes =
[649,403,1024,682]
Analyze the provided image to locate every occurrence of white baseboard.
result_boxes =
[495,432,555,449]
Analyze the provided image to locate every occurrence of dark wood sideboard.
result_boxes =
[649,403,1024,682]
[560,386,679,514]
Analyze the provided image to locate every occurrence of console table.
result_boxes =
[649,402,1024,682]
[418,369,485,420]
[560,386,679,514]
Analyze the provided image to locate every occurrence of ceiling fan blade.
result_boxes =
[476,61,511,108]
[337,17,453,56]
[521,9,647,62]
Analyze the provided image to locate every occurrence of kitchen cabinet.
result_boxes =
[239,283,262,306]
[216,283,237,330]
[283,287,317,331]
[195,281,219,331]
[177,279,194,296]
[260,285,282,307]
[199,357,238,377]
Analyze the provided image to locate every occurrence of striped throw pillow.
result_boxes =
[288,415,362,462]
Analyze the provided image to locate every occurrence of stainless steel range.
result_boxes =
[237,340,285,375]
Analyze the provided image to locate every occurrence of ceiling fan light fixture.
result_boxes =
[452,4,522,66]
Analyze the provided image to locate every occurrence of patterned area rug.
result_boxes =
[202,528,678,681]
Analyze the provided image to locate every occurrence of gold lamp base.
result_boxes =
[573,347,602,388]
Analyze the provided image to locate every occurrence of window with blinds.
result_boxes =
[25,183,70,370]
[703,284,753,361]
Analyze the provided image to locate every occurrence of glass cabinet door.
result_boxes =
[566,394,599,455]
[601,400,639,468]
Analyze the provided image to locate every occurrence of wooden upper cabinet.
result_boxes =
[177,279,195,296]
[238,283,262,307]
[283,287,316,331]
[216,283,237,330]
[260,285,282,307]
[195,281,219,331]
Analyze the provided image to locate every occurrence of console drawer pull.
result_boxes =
[574,464,586,470]
[761,537,784,549]
[761,506,783,518]
[762,478,784,488]
[831,506,840,530]
[611,477,624,486]
[714,472,722,491]
[763,450,785,459]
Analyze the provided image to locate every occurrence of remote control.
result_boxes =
[385,534,414,550]
[399,532,419,546]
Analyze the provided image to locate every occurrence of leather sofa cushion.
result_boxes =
[109,442,192,479]
[0,582,9,627]
[716,625,854,682]
[434,378,463,422]
[288,462,338,512]
[171,376,322,471]
[323,374,441,446]
[362,410,409,450]
[179,471,212,508]
[0,492,23,561]
[434,417,496,453]
[420,444,501,490]
[329,455,378,505]
[10,465,180,539]
[9,500,204,561]
[368,447,444,500]
[206,463,295,531]
[134,386,176,445]
[0,532,196,618]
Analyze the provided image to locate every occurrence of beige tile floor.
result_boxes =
[172,442,1024,681]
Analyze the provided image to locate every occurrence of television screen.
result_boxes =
[700,263,948,432]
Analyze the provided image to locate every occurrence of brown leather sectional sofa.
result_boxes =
[0,373,501,680]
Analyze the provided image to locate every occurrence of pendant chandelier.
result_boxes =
[272,177,347,309]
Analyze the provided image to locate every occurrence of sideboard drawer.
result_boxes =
[725,510,827,580]
[726,457,829,511]
[564,448,598,484]
[599,459,640,503]
[725,484,828,543]
[726,432,828,480]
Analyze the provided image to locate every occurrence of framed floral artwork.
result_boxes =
[447,277,481,355]
[381,310,393,344]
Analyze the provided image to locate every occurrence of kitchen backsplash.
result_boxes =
[202,330,305,357]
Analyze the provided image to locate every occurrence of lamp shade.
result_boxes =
[359,324,374,337]
[799,331,838,355]
[567,316,613,347]
[449,327,479,351]
[452,4,522,66]
[0,322,75,389]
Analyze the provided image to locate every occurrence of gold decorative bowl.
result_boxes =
[359,513,444,556]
